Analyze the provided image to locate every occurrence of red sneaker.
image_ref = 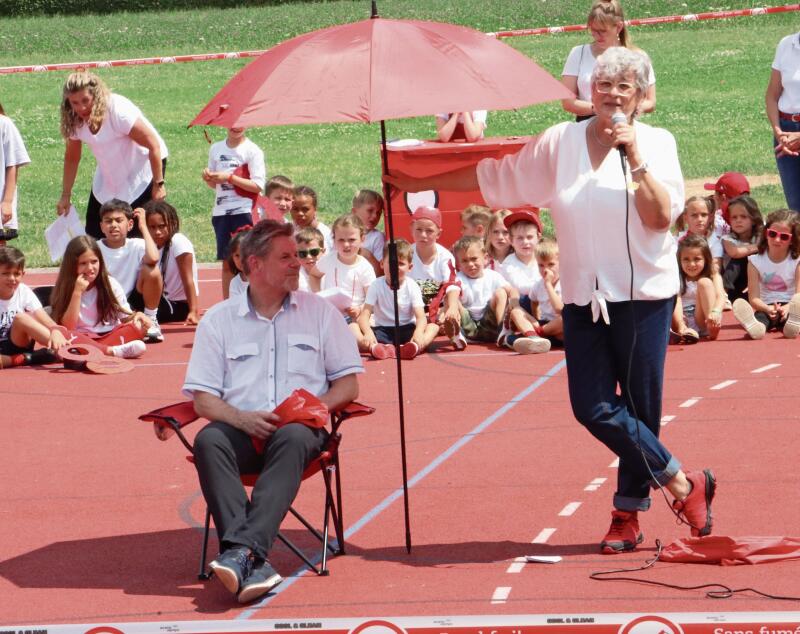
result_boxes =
[370,343,395,360]
[600,510,643,554]
[673,469,716,537]
[399,341,419,359]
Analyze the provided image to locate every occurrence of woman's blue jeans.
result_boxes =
[776,119,800,211]
[562,299,680,512]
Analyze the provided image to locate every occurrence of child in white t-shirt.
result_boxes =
[97,198,164,342]
[317,214,376,341]
[407,206,456,324]
[357,239,440,360]
[202,127,265,298]
[500,210,543,300]
[527,238,564,344]
[0,104,30,246]
[0,246,66,368]
[444,236,549,354]
[291,185,333,251]
[295,227,325,293]
[265,175,294,221]
[352,188,386,276]
[144,201,199,325]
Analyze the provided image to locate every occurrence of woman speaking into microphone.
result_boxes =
[386,47,716,554]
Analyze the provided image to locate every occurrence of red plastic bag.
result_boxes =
[660,535,800,566]
[252,389,329,453]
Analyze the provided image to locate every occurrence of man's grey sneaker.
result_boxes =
[238,558,283,604]
[209,545,253,594]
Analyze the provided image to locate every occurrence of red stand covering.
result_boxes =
[382,136,540,249]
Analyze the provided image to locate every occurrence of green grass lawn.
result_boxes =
[1,1,797,266]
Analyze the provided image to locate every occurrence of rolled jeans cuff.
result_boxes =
[613,456,681,512]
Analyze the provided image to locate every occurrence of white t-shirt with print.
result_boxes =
[749,251,800,304]
[0,283,41,342]
[158,233,199,302]
[409,243,455,284]
[207,138,266,217]
[76,276,130,334]
[98,238,145,295]
[366,276,424,327]
[448,269,507,320]
[0,115,31,231]
[70,94,168,204]
[318,252,376,308]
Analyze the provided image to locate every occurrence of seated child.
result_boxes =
[202,126,266,298]
[671,235,722,343]
[721,195,763,302]
[49,236,149,359]
[460,204,492,239]
[295,226,326,293]
[0,246,66,368]
[352,188,386,275]
[317,214,376,340]
[485,209,512,270]
[444,236,549,354]
[407,206,456,318]
[227,226,251,299]
[703,171,750,234]
[435,111,487,142]
[527,238,564,344]
[291,185,333,251]
[144,201,200,325]
[732,209,800,339]
[96,198,164,342]
[266,175,294,221]
[500,210,543,301]
[357,239,440,360]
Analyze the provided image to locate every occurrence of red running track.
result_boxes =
[1,267,799,626]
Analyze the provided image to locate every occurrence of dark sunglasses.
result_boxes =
[766,229,792,242]
[298,248,322,258]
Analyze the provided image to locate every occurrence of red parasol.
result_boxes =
[191,3,572,553]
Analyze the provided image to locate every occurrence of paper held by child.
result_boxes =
[44,206,85,262]
[318,287,353,312]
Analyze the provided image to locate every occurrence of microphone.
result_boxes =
[611,111,627,171]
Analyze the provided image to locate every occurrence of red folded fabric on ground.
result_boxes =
[252,389,329,453]
[660,536,800,565]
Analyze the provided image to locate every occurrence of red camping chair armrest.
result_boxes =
[138,400,200,453]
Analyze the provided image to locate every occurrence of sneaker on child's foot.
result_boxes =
[370,343,395,360]
[600,510,643,554]
[732,298,766,339]
[783,295,800,339]
[451,332,467,351]
[512,335,551,354]
[673,469,716,537]
[146,318,164,343]
[110,340,146,359]
[22,348,59,365]
[496,326,513,348]
[399,341,419,360]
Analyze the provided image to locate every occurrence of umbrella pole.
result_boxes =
[379,118,412,554]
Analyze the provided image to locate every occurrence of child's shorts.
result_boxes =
[212,213,253,260]
[128,289,190,323]
[683,305,708,337]
[0,337,34,356]
[460,306,499,342]
[373,323,416,345]
[538,319,564,347]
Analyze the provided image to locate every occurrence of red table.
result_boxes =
[382,136,539,249]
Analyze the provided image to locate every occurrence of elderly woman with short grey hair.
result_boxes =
[386,46,717,555]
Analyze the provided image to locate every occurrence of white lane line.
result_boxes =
[609,457,620,468]
[558,501,581,516]
[584,477,607,491]
[532,528,556,543]
[752,363,781,374]
[491,586,511,604]
[710,379,737,391]
[506,557,527,573]
[679,397,702,408]
[661,415,675,426]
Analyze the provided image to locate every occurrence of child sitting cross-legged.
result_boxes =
[96,198,164,342]
[526,238,564,345]
[443,236,549,353]
[0,246,66,368]
[295,226,326,293]
[407,206,456,324]
[357,239,440,360]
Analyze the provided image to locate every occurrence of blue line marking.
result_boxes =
[236,358,566,619]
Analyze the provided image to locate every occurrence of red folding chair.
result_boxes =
[139,399,374,579]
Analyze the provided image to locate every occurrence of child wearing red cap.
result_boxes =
[407,206,456,318]
[499,210,544,303]
[703,171,750,231]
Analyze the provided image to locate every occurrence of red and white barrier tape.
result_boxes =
[1,4,798,75]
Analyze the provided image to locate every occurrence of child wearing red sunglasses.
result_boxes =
[732,209,800,339]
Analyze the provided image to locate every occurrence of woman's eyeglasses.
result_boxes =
[766,229,792,242]
[298,248,322,258]
[594,80,637,97]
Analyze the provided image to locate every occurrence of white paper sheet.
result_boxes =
[44,206,85,262]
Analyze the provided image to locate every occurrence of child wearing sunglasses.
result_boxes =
[732,209,800,339]
[295,226,326,293]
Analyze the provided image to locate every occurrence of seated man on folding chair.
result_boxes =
[182,219,362,604]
